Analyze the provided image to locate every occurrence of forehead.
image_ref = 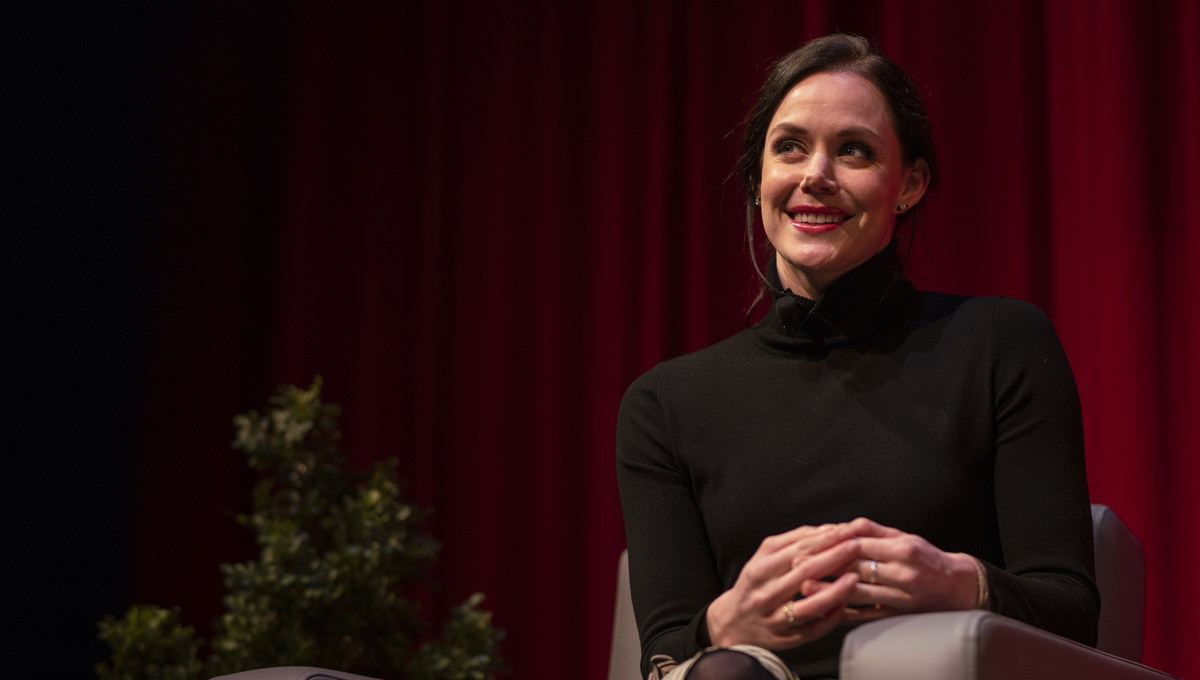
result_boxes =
[768,71,896,140]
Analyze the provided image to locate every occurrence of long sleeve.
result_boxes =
[984,297,1099,644]
[616,366,722,677]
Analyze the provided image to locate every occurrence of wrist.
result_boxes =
[970,556,990,610]
[954,553,989,610]
[705,592,733,647]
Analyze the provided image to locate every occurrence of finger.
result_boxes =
[798,577,874,597]
[811,557,888,589]
[790,572,858,620]
[771,573,857,646]
[769,539,861,602]
[842,517,906,539]
[800,578,906,610]
[761,523,839,556]
[792,554,876,596]
[741,542,811,589]
[743,527,849,589]
[853,535,929,565]
[851,556,902,587]
[844,583,909,608]
[842,604,891,623]
[790,531,854,567]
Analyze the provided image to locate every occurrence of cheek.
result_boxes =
[759,170,779,196]
[851,176,900,213]
[760,160,794,192]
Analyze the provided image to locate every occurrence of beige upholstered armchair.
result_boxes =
[607,504,1178,680]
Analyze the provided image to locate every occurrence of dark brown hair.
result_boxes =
[739,34,939,309]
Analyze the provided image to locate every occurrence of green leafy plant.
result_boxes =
[98,378,507,680]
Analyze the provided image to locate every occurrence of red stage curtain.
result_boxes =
[134,2,1199,678]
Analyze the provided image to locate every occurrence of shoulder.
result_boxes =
[905,293,1070,379]
[618,329,759,416]
[913,291,1056,338]
[917,292,1074,386]
[934,293,1062,350]
[989,296,1059,337]
[986,297,1073,374]
[629,329,758,386]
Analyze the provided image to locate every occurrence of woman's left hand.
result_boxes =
[799,517,982,622]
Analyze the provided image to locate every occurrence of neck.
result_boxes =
[774,252,865,300]
[761,243,912,349]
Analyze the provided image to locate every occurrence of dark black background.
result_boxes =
[6,4,173,674]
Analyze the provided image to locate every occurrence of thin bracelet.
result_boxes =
[971,556,991,609]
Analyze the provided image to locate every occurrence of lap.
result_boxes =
[651,645,797,680]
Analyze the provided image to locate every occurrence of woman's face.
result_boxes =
[759,71,928,298]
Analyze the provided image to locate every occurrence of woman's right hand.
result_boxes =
[705,525,862,650]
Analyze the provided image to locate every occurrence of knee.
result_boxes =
[683,649,776,680]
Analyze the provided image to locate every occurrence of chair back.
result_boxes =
[608,550,641,680]
[1091,503,1145,661]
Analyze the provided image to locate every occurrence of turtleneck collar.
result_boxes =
[755,243,914,351]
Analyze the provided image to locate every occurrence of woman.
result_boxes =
[615,34,1098,680]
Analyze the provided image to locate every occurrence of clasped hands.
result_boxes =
[705,518,981,650]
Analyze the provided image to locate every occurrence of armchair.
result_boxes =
[607,504,1177,680]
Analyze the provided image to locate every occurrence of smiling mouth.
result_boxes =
[790,211,851,225]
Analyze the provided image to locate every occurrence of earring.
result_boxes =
[754,196,761,206]
[896,203,908,212]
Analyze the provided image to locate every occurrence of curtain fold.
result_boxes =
[134,2,1198,677]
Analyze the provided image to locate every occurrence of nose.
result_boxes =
[800,152,836,195]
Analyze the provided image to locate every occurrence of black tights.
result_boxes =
[682,649,777,680]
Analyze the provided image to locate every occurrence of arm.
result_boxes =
[616,366,721,672]
[985,297,1099,644]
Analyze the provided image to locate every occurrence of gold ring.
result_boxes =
[783,602,795,625]
[869,560,878,584]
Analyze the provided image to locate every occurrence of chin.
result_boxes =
[780,247,842,273]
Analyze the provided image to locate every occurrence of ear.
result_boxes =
[898,158,931,209]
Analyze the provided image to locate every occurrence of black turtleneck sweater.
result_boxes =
[615,248,1098,678]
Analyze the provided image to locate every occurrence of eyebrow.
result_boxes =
[768,123,885,145]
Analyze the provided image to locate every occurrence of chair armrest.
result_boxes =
[839,611,1177,680]
[210,667,382,680]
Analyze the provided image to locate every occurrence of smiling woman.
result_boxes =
[616,34,1097,680]
[758,71,929,298]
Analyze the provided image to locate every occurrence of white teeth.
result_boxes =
[793,212,845,224]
